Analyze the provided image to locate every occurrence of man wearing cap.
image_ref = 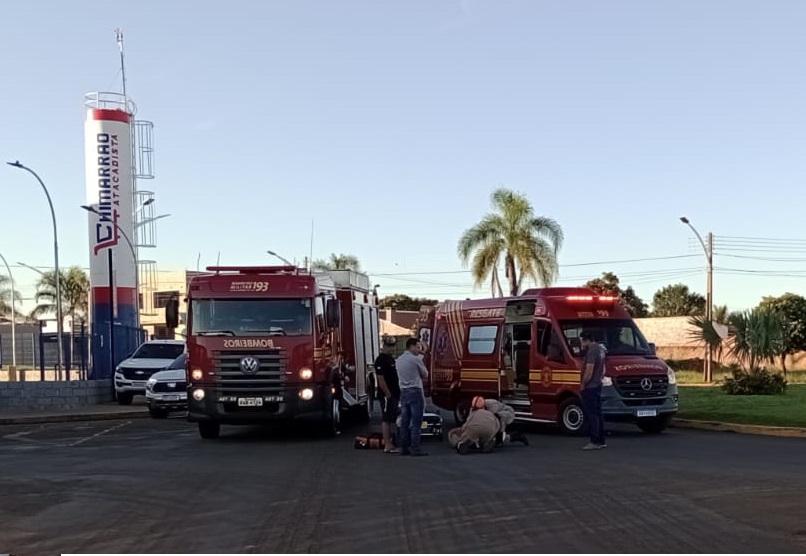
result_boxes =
[580,330,607,450]
[374,337,400,454]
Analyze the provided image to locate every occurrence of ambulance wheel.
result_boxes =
[198,421,220,439]
[637,415,671,434]
[559,398,585,435]
[453,399,471,426]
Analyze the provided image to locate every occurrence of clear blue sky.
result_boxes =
[2,0,805,312]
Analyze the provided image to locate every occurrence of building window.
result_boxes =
[153,291,180,309]
[467,325,498,355]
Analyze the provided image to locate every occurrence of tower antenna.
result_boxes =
[115,28,128,104]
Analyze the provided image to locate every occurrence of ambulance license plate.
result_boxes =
[636,409,657,417]
[238,397,263,407]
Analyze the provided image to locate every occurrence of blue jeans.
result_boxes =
[581,386,605,445]
[398,387,425,452]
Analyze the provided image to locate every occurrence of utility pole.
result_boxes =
[680,217,714,382]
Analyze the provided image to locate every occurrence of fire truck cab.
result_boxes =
[417,287,678,434]
[185,266,379,439]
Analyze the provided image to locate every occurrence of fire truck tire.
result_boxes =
[559,398,585,435]
[453,399,471,426]
[198,421,220,439]
[321,399,341,437]
[637,415,671,434]
[116,392,133,406]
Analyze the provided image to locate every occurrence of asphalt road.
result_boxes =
[1,414,805,554]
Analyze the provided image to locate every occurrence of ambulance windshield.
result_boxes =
[191,298,312,337]
[560,319,651,357]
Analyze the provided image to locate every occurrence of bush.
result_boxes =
[722,368,787,395]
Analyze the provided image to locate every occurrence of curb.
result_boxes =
[0,409,150,426]
[673,418,806,438]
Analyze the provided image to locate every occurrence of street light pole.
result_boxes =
[0,252,17,372]
[266,250,295,267]
[8,161,64,379]
[680,216,714,382]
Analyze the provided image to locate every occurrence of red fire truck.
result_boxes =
[416,287,678,434]
[184,266,380,439]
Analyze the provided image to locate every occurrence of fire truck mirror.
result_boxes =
[326,299,341,328]
[165,298,180,329]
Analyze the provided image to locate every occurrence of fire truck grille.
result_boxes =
[212,349,287,394]
[615,375,669,399]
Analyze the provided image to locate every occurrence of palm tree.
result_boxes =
[0,275,22,320]
[458,188,563,297]
[312,253,361,272]
[30,266,90,326]
[727,308,786,372]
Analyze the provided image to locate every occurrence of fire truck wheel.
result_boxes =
[453,399,471,426]
[559,398,585,435]
[116,392,133,406]
[198,421,220,439]
[637,415,671,434]
[322,399,341,436]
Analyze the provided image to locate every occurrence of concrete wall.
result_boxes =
[0,379,113,413]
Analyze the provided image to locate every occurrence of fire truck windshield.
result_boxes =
[560,319,651,357]
[191,299,313,337]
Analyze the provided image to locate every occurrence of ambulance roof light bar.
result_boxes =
[566,295,616,303]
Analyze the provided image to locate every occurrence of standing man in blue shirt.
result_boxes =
[580,330,607,451]
[395,338,429,456]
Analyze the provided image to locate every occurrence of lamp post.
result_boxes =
[8,161,64,379]
[266,250,294,267]
[680,216,714,382]
[16,262,46,276]
[0,252,17,372]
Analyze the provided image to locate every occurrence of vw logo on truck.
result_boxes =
[240,356,260,374]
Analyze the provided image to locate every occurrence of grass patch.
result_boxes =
[678,385,806,428]
[675,369,806,385]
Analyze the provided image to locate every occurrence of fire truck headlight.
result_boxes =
[299,367,313,380]
[299,388,314,401]
[667,367,677,385]
[192,388,205,401]
[601,376,613,387]
[191,369,203,381]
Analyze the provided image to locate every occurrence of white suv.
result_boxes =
[114,340,186,405]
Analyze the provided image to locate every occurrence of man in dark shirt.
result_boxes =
[580,330,607,450]
[374,337,400,454]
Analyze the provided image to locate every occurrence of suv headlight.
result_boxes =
[146,378,157,391]
[601,376,613,387]
[667,366,677,385]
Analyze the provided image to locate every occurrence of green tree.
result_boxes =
[652,284,706,317]
[458,188,563,297]
[379,294,438,311]
[713,304,729,324]
[584,272,649,317]
[0,275,23,320]
[758,293,806,374]
[312,253,361,272]
[30,266,90,326]
[728,307,786,373]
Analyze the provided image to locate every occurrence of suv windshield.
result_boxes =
[191,298,312,336]
[560,319,651,357]
[133,343,185,360]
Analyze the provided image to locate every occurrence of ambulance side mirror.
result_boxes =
[648,342,656,355]
[326,299,341,328]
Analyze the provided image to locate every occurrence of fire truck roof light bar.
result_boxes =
[205,265,299,274]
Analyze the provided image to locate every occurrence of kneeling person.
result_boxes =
[448,396,500,454]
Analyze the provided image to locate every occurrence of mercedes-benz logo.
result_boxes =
[640,377,653,391]
[240,356,260,374]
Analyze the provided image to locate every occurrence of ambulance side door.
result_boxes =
[530,318,576,420]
